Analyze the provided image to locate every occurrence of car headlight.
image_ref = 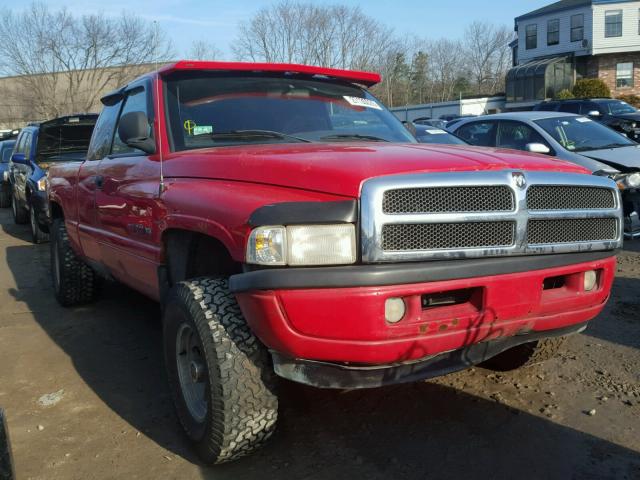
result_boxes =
[36,176,48,191]
[614,172,640,190]
[2,171,7,182]
[247,224,356,266]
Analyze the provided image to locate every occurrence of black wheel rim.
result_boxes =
[176,323,208,423]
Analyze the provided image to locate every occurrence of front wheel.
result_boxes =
[30,205,49,244]
[11,190,27,224]
[163,278,278,464]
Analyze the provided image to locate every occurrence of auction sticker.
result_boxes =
[343,96,382,110]
[426,129,447,134]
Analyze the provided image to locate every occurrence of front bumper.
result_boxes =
[231,252,616,365]
[272,322,587,389]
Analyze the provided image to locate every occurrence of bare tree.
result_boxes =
[0,3,173,121]
[233,1,394,71]
[464,21,514,95]
[188,41,222,61]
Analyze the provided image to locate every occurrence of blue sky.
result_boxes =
[0,0,551,58]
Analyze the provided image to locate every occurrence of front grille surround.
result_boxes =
[361,170,623,263]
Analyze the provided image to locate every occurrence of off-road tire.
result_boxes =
[30,204,49,244]
[11,190,27,224]
[163,278,278,464]
[50,218,100,306]
[481,336,567,372]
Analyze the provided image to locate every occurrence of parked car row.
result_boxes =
[41,60,621,465]
[4,114,97,243]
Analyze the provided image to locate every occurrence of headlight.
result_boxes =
[621,122,634,132]
[247,224,356,266]
[614,172,640,190]
[2,171,7,182]
[36,176,48,191]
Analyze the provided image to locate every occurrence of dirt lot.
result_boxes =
[0,208,638,480]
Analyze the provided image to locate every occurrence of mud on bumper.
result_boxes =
[270,322,586,389]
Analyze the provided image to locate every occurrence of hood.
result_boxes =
[608,113,640,123]
[163,143,588,198]
[579,144,640,171]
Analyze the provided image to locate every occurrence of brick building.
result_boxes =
[506,0,640,108]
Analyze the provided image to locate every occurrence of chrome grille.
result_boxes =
[361,170,623,263]
[382,222,515,251]
[527,186,615,210]
[527,218,617,244]
[383,186,514,214]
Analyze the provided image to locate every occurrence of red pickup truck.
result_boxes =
[47,61,622,464]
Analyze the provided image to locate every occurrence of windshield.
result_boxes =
[415,128,467,145]
[602,100,637,115]
[165,73,416,150]
[534,116,635,152]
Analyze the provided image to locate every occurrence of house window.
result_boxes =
[548,19,560,45]
[605,10,623,38]
[617,62,634,88]
[526,24,537,50]
[571,14,584,42]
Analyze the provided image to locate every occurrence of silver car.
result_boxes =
[450,112,640,236]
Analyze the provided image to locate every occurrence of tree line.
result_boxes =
[0,1,514,124]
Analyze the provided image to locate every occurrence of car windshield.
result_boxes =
[415,128,467,145]
[534,116,635,152]
[164,73,416,150]
[602,100,637,115]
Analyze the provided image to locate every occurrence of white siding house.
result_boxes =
[592,2,640,54]
[507,0,640,107]
[517,6,593,63]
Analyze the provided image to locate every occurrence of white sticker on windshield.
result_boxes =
[193,125,213,135]
[576,117,592,123]
[343,96,382,110]
[426,129,447,134]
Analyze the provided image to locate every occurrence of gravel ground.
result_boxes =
[0,208,638,480]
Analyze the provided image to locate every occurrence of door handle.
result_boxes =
[95,175,104,189]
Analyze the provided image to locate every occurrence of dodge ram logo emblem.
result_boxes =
[512,172,526,189]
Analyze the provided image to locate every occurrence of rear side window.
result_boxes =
[87,102,122,160]
[112,88,151,156]
[14,133,26,154]
[558,102,580,114]
[497,121,551,152]
[455,121,497,147]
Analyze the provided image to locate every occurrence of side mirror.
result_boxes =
[525,143,551,155]
[118,111,156,154]
[587,110,601,117]
[10,152,26,165]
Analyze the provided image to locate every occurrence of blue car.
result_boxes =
[9,114,97,243]
[0,139,16,208]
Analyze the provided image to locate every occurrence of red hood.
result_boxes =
[163,143,589,198]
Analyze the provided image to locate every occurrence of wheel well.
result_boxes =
[163,230,241,287]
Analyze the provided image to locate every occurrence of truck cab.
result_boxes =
[46,61,622,465]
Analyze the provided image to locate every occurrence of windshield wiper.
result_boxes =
[320,134,389,142]
[211,130,311,143]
